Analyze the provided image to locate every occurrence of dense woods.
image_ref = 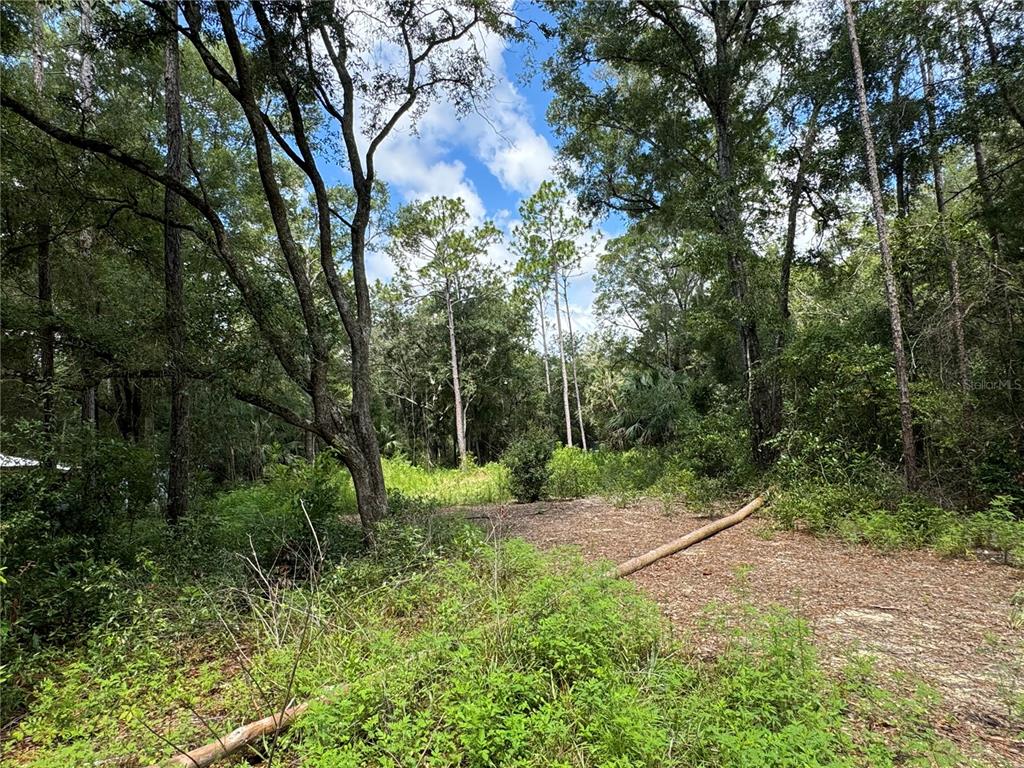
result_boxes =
[1,0,1022,765]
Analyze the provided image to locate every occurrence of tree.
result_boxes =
[919,43,970,405]
[952,2,1020,416]
[559,266,588,450]
[512,181,591,448]
[513,261,553,397]
[594,227,706,375]
[389,196,499,467]
[3,0,512,541]
[162,0,188,523]
[373,263,538,466]
[31,0,55,457]
[969,0,1024,131]
[543,0,797,467]
[843,0,918,489]
[78,0,98,430]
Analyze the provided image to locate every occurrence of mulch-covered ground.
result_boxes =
[462,497,1024,765]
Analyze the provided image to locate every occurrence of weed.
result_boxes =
[7,519,968,768]
[384,457,510,507]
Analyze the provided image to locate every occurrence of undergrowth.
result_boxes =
[769,481,1024,565]
[3,441,1016,766]
[383,456,510,507]
[544,446,746,506]
[5,514,966,767]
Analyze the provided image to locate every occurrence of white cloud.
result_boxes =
[342,10,605,323]
[474,81,557,195]
[368,24,555,214]
[374,138,487,222]
[565,299,598,335]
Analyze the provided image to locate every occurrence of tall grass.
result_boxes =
[382,456,510,506]
[199,456,509,557]
[544,446,738,504]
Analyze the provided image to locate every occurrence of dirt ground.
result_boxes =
[461,497,1024,765]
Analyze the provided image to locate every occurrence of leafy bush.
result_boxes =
[0,435,164,714]
[545,446,600,498]
[957,495,1024,564]
[199,453,361,570]
[598,369,689,448]
[502,431,554,502]
[648,456,700,500]
[594,447,670,502]
[542,444,748,505]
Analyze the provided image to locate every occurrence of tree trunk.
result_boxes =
[920,50,970,405]
[164,3,189,524]
[348,393,389,541]
[81,388,97,426]
[562,275,587,450]
[612,495,764,578]
[346,193,389,538]
[346,446,388,545]
[33,2,55,456]
[304,429,317,463]
[712,117,778,468]
[445,278,467,466]
[37,226,54,439]
[537,290,552,396]
[78,0,98,431]
[114,377,144,442]
[844,0,918,489]
[970,1,1024,131]
[551,270,573,446]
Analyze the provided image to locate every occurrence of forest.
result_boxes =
[0,0,1022,765]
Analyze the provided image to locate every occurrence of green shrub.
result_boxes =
[771,481,873,533]
[545,446,599,499]
[502,431,554,502]
[0,434,165,715]
[648,458,700,501]
[199,453,361,569]
[963,495,1024,563]
[593,447,667,500]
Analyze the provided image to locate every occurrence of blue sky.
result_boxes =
[366,4,611,333]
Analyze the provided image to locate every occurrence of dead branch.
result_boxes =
[609,495,765,578]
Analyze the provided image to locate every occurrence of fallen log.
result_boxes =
[609,495,764,578]
[149,699,313,768]
[141,494,764,767]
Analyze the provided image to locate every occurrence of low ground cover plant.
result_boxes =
[770,480,1024,564]
[6,516,965,767]
[2,443,1015,766]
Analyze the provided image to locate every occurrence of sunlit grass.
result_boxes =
[382,456,511,507]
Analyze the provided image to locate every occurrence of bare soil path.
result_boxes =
[463,497,1024,765]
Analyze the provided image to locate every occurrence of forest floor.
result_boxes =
[460,497,1024,765]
